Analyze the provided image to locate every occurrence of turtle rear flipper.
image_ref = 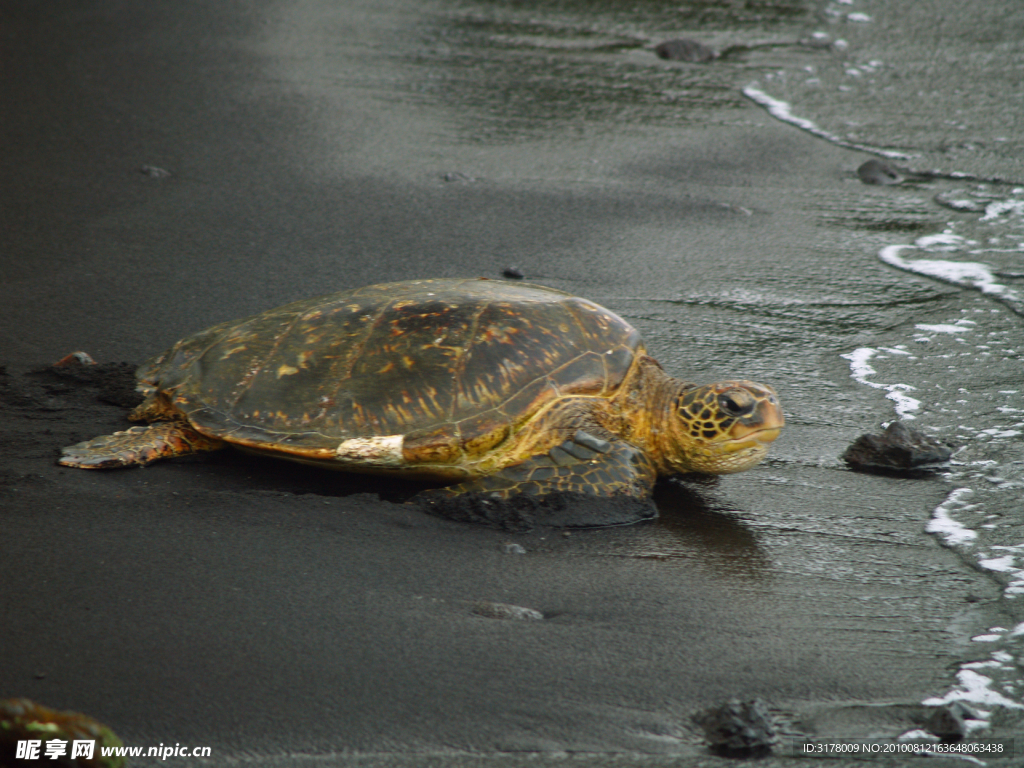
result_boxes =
[59,423,224,469]
[413,431,658,529]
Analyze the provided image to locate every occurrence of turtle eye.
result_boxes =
[718,390,754,417]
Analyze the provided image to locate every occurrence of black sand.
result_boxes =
[1,1,1015,765]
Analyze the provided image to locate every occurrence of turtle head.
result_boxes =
[666,380,783,475]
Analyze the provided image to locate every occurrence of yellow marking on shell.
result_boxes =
[402,355,415,369]
[424,386,446,417]
[297,350,315,368]
[276,364,299,378]
[382,402,413,424]
[335,435,405,466]
[482,323,521,344]
[378,361,396,374]
[219,344,248,360]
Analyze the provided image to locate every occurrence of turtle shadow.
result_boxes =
[196,455,773,566]
[648,478,772,577]
[198,448,439,502]
[51,436,772,576]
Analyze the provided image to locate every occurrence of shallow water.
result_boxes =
[406,0,1024,742]
[740,0,1024,733]
[741,0,1024,741]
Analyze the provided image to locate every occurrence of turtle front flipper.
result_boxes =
[59,422,224,469]
[413,431,658,530]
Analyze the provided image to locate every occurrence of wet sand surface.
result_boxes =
[3,0,1023,765]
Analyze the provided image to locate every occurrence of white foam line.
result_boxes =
[880,244,1024,314]
[923,668,1024,711]
[980,545,1024,596]
[926,488,978,547]
[982,199,1024,221]
[979,554,1017,572]
[915,233,965,249]
[915,323,972,334]
[743,85,915,160]
[840,347,921,418]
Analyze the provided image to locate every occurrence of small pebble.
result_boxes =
[442,171,474,182]
[500,542,527,554]
[52,351,97,367]
[654,39,717,63]
[502,267,524,279]
[140,165,172,178]
[472,601,543,621]
[857,159,902,185]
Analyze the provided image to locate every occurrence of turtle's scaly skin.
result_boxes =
[59,278,783,521]
[0,698,125,767]
[59,423,223,469]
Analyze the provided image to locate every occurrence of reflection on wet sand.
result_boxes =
[529,477,772,579]
[651,478,770,576]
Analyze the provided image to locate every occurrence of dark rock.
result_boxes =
[857,159,903,185]
[842,421,955,472]
[502,266,525,279]
[926,702,981,741]
[696,698,776,757]
[654,39,717,63]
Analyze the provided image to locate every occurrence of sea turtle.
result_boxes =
[59,278,783,526]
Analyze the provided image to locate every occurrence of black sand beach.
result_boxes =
[3,0,1022,765]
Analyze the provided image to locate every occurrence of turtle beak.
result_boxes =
[721,428,780,456]
[727,392,784,446]
[747,426,782,444]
